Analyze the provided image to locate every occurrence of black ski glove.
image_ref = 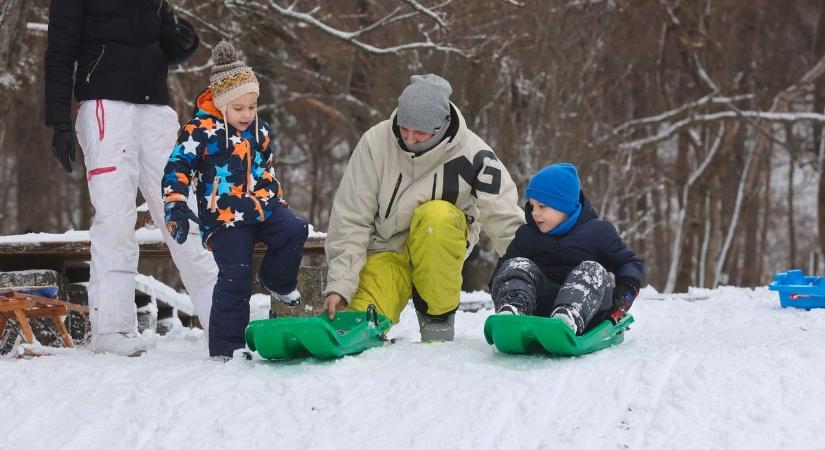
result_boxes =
[611,277,640,321]
[50,124,76,173]
[164,201,201,245]
[174,18,197,50]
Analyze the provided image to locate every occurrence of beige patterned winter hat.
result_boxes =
[209,40,260,111]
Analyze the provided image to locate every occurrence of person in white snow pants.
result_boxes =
[44,0,217,356]
[76,100,218,336]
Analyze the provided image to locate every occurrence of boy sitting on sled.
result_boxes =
[489,163,644,335]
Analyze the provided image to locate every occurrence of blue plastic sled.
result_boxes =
[769,269,825,309]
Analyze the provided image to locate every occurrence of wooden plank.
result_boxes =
[0,235,325,259]
[0,298,31,312]
[20,306,69,319]
[19,294,90,314]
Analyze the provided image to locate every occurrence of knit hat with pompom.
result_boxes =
[209,40,260,111]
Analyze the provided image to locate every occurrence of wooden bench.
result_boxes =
[0,233,325,261]
[0,230,328,330]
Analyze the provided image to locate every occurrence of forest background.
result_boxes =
[2,0,825,294]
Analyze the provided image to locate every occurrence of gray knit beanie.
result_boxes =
[397,74,452,134]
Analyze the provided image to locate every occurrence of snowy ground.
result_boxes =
[2,286,825,449]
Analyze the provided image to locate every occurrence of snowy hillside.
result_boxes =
[2,286,825,449]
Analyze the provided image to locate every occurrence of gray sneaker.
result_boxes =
[415,310,455,342]
[272,289,301,307]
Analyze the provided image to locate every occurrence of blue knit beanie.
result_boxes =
[525,163,581,215]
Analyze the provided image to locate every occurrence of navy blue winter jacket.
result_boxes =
[162,89,285,245]
[493,193,644,286]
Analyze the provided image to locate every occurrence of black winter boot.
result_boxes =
[491,257,542,315]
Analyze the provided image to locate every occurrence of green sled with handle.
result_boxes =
[483,313,634,356]
[245,308,392,360]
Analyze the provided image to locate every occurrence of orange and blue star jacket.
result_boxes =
[162,88,285,244]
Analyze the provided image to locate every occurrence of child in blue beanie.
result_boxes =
[489,163,644,334]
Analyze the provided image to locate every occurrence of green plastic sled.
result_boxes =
[483,314,634,356]
[245,308,392,360]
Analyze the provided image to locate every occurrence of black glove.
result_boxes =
[610,277,640,321]
[50,124,76,173]
[174,18,197,50]
[164,201,201,245]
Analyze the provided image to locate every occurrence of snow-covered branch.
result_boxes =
[26,22,47,32]
[619,110,825,150]
[264,0,470,56]
[772,51,825,110]
[609,93,753,138]
[402,0,449,29]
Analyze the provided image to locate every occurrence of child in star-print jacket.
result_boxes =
[162,41,308,359]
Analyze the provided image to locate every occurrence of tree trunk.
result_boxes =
[0,0,29,120]
[813,0,825,157]
[714,147,755,287]
[0,0,30,233]
[698,194,711,287]
[786,123,798,268]
[758,143,773,283]
[741,136,767,286]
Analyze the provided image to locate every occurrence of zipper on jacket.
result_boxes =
[385,173,403,219]
[431,173,438,200]
[209,176,219,212]
[86,44,106,83]
[245,142,254,193]
[243,138,266,221]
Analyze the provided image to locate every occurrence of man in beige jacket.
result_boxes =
[322,74,525,341]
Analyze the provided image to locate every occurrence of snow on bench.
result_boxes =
[0,225,327,258]
[0,225,330,321]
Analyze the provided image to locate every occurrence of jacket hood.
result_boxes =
[194,88,223,118]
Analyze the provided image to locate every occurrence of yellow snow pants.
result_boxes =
[347,200,468,323]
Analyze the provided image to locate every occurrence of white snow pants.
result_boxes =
[76,99,218,334]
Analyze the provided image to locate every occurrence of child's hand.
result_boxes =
[164,202,200,244]
[322,293,347,320]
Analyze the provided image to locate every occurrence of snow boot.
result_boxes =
[496,304,521,315]
[551,305,584,335]
[90,332,148,357]
[496,290,531,315]
[256,272,301,307]
[552,261,612,335]
[416,310,456,342]
[491,257,541,315]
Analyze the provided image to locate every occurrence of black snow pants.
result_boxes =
[490,258,613,332]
